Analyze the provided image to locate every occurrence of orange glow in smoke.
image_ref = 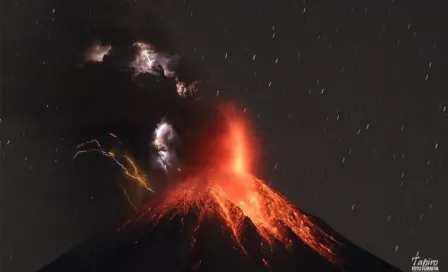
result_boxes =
[143,104,337,263]
[229,121,246,174]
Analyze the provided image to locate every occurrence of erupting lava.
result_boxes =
[75,104,337,264]
[143,105,337,263]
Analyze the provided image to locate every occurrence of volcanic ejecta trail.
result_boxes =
[74,39,339,266]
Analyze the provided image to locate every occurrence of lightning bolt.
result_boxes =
[74,139,154,193]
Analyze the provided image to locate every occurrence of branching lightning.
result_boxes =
[74,138,153,192]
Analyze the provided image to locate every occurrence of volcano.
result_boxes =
[14,54,402,272]
[38,207,400,272]
[37,103,401,272]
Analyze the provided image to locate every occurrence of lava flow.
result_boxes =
[75,104,337,264]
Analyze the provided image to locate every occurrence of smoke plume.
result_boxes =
[151,118,180,175]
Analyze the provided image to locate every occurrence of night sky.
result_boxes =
[1,0,447,271]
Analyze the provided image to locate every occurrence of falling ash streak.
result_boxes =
[75,110,337,264]
[192,260,202,271]
[262,258,270,269]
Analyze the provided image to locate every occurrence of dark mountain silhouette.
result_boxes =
[38,208,402,272]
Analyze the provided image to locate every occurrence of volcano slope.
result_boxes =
[38,207,401,272]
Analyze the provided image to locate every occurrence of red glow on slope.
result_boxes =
[76,104,338,263]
